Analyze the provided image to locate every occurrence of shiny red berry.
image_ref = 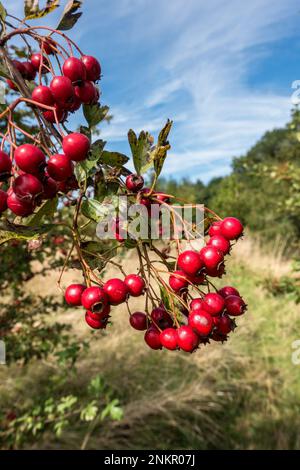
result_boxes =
[129,312,147,330]
[81,55,101,81]
[6,79,18,91]
[225,295,247,316]
[14,144,45,175]
[188,272,205,285]
[0,150,12,177]
[207,235,231,255]
[13,174,43,202]
[87,305,111,321]
[151,307,173,329]
[205,262,226,278]
[218,286,240,298]
[85,311,108,329]
[188,310,213,336]
[63,57,87,82]
[65,284,86,306]
[169,270,188,292]
[124,274,145,296]
[220,217,243,240]
[199,245,224,270]
[103,278,128,305]
[62,132,90,162]
[42,176,58,199]
[125,174,144,192]
[12,59,25,75]
[177,325,199,352]
[22,61,36,80]
[0,190,8,213]
[30,53,49,73]
[144,326,162,350]
[43,104,67,123]
[7,191,34,216]
[208,221,222,237]
[214,314,234,335]
[50,76,75,109]
[202,293,225,316]
[32,85,54,106]
[190,298,203,311]
[177,250,203,276]
[74,80,97,104]
[160,328,178,350]
[42,38,56,55]
[47,154,73,181]
[81,286,109,312]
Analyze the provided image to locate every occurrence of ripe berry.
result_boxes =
[87,305,110,321]
[202,293,225,316]
[7,191,34,216]
[211,331,227,342]
[103,278,128,305]
[218,286,240,298]
[207,235,231,255]
[65,284,86,306]
[43,104,67,123]
[214,314,234,335]
[208,221,222,237]
[199,246,224,270]
[160,328,178,350]
[190,298,203,311]
[50,76,75,109]
[124,274,145,296]
[188,272,205,285]
[144,326,162,350]
[62,132,90,162]
[0,190,8,213]
[188,310,213,336]
[69,95,81,112]
[177,250,203,276]
[81,55,101,81]
[129,312,147,330]
[13,174,43,202]
[63,57,87,82]
[47,154,73,181]
[42,176,58,199]
[220,217,243,240]
[32,85,54,106]
[151,307,173,329]
[0,150,12,177]
[12,59,26,76]
[177,325,199,352]
[6,79,18,91]
[74,80,97,104]
[225,295,247,316]
[205,262,226,278]
[85,311,108,329]
[42,38,56,55]
[14,144,45,175]
[154,192,170,204]
[22,62,36,80]
[81,286,109,312]
[169,270,188,292]
[125,174,144,192]
[30,53,49,73]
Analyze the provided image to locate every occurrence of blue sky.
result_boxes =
[8,0,300,183]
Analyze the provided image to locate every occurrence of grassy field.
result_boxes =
[1,235,300,449]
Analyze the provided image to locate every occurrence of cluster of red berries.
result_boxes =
[64,274,146,329]
[0,131,91,216]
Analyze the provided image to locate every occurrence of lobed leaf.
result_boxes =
[56,0,82,30]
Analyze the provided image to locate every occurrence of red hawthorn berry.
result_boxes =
[125,174,144,192]
[63,57,87,82]
[144,325,162,350]
[69,95,82,112]
[103,278,129,305]
[42,177,58,199]
[208,220,222,237]
[7,191,34,216]
[190,298,204,311]
[81,55,101,81]
[124,274,145,297]
[86,305,110,321]
[0,150,12,177]
[129,312,148,331]
[12,59,26,76]
[225,295,247,316]
[199,245,224,270]
[154,192,170,204]
[50,76,75,109]
[188,272,205,285]
[214,314,234,335]
[160,328,178,350]
[151,307,173,329]
[43,104,67,123]
[47,154,73,181]
[22,61,36,81]
[207,235,231,255]
[6,79,18,91]
[30,53,49,73]
[218,286,240,298]
[177,325,199,352]
[32,85,55,106]
[42,38,56,55]
[81,286,109,312]
[62,132,90,162]
[74,81,97,104]
[177,250,203,276]
[85,311,109,329]
[205,262,226,278]
[0,190,8,213]
[220,217,244,240]
[202,293,225,316]
[211,331,228,342]
[188,310,213,336]
[65,284,86,306]
[13,174,43,202]
[169,270,189,292]
[14,144,45,175]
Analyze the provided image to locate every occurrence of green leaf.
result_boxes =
[0,2,6,37]
[56,0,82,30]
[83,103,110,128]
[89,139,106,160]
[23,198,58,227]
[24,0,60,20]
[0,60,11,80]
[94,168,106,201]
[0,220,52,245]
[80,401,98,422]
[159,285,171,311]
[100,150,129,167]
[152,119,173,178]
[128,129,154,175]
[81,198,113,223]
[79,125,91,140]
